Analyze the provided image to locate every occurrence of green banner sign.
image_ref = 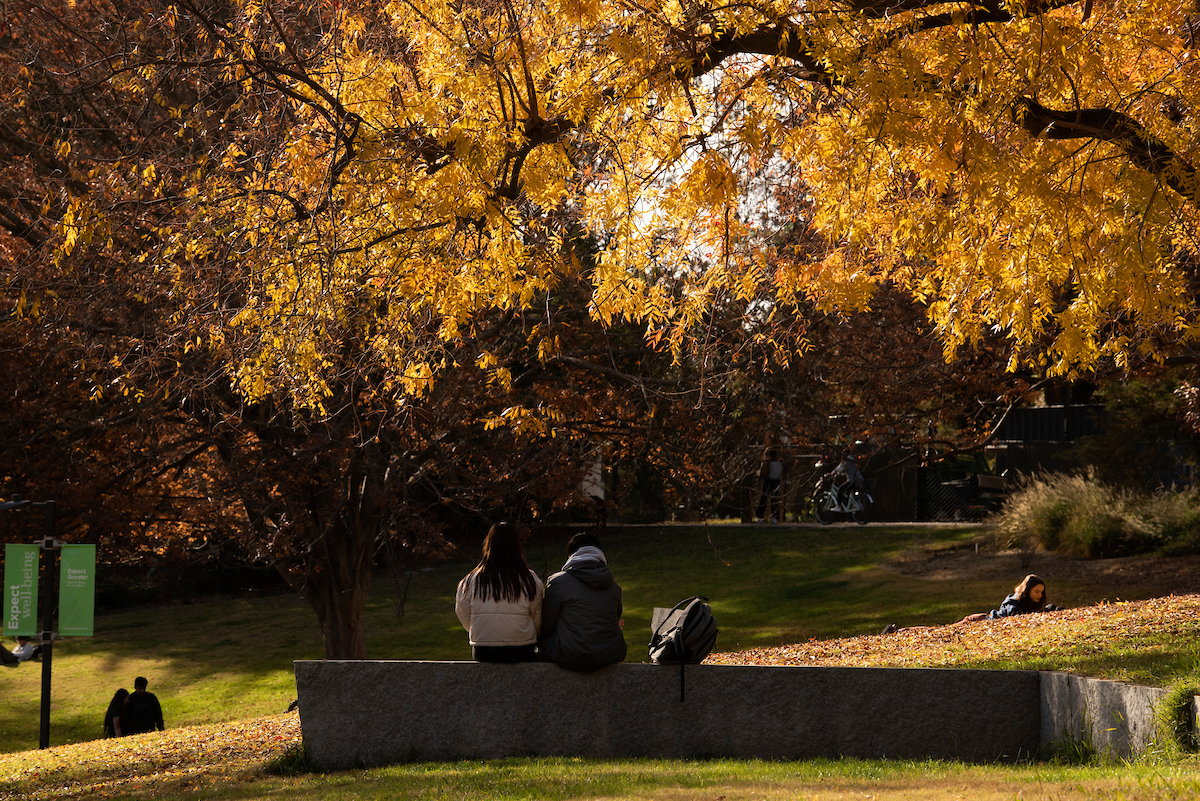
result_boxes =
[59,545,95,637]
[4,543,39,635]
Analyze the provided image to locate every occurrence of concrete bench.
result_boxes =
[294,661,1184,771]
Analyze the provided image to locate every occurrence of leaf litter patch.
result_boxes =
[0,713,299,800]
[709,594,1200,673]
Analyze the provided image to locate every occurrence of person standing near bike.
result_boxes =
[755,448,785,523]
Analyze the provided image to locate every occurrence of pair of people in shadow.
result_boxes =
[103,676,165,737]
[455,524,626,672]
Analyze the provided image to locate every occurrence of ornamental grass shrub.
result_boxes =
[1154,682,1200,753]
[995,472,1200,558]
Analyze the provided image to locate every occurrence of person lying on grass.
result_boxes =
[882,574,1060,633]
[961,573,1061,623]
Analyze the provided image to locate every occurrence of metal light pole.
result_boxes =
[37,501,57,750]
[2,495,58,749]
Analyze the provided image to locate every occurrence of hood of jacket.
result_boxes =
[562,547,614,590]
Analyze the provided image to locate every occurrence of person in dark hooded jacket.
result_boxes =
[538,533,627,672]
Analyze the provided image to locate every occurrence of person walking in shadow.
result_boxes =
[103,688,129,737]
[124,677,165,734]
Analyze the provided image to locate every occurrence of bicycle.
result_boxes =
[812,473,872,524]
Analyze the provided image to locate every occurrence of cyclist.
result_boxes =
[830,453,866,507]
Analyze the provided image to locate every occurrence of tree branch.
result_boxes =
[1014,98,1200,204]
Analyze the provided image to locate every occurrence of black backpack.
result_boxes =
[648,596,718,701]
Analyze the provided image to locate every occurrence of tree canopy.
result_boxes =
[59,0,1194,414]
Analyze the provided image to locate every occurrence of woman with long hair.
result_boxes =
[989,574,1053,618]
[103,688,129,737]
[455,522,544,663]
[951,573,1056,624]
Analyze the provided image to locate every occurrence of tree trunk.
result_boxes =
[301,500,379,659]
[265,474,381,657]
[215,382,393,660]
[306,560,370,659]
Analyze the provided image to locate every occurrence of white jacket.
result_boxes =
[455,570,544,647]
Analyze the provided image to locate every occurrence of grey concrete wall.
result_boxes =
[294,661,1040,770]
[1040,672,1169,758]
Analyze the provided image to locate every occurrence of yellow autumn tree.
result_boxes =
[136,0,1199,409]
[55,0,1168,410]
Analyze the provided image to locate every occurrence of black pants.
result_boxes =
[756,478,781,519]
[473,644,538,663]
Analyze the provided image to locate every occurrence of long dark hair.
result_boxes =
[471,522,538,602]
[1014,574,1047,611]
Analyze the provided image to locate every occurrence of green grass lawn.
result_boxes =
[3,718,1200,801]
[163,757,1200,801]
[0,523,1192,754]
